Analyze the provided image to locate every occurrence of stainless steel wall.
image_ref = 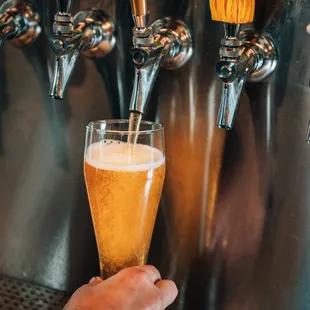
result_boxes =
[1,0,310,309]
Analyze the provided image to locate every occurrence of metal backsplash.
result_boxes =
[1,0,310,309]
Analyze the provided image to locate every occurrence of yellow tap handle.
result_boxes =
[209,0,255,24]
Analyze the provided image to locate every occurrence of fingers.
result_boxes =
[136,265,162,284]
[156,280,178,309]
[70,267,178,310]
[116,265,162,285]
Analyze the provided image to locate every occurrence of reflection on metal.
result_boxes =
[0,0,310,309]
[49,2,115,99]
[216,24,278,130]
[130,0,148,29]
[0,0,41,51]
[306,119,310,144]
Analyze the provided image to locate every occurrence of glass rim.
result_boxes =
[86,119,164,135]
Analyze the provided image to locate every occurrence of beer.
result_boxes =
[128,111,142,145]
[84,139,165,278]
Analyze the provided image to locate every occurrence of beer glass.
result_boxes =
[84,120,165,279]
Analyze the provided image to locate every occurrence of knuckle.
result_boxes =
[145,265,160,276]
[133,268,150,281]
[120,266,150,283]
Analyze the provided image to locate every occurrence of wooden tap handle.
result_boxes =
[209,0,255,24]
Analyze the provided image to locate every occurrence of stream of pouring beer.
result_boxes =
[128,111,142,154]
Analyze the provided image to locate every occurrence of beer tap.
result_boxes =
[0,0,41,51]
[210,0,278,130]
[128,0,193,130]
[49,0,115,99]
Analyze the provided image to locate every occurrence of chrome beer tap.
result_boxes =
[49,0,115,99]
[216,24,278,130]
[0,0,41,51]
[128,0,193,128]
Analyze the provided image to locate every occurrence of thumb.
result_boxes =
[156,280,178,309]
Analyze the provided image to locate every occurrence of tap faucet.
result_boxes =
[0,0,41,51]
[216,24,278,130]
[128,0,193,120]
[49,0,115,99]
[209,0,278,130]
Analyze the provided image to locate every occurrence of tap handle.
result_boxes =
[56,0,73,15]
[130,0,147,16]
[209,0,255,24]
[130,0,148,29]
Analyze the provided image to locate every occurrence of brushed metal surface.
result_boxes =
[0,0,310,309]
[0,0,132,293]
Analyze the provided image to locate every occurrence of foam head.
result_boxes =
[85,140,165,171]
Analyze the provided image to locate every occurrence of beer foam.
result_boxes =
[85,139,165,171]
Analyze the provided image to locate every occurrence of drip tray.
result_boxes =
[0,276,69,309]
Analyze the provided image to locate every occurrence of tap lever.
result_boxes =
[130,0,147,16]
[56,0,73,15]
[130,0,148,29]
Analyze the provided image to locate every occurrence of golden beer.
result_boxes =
[84,140,165,278]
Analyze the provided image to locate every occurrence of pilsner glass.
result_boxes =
[83,120,165,279]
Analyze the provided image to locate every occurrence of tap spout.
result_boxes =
[216,54,256,130]
[129,43,166,113]
[49,32,89,99]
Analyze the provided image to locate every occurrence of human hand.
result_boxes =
[64,265,178,310]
